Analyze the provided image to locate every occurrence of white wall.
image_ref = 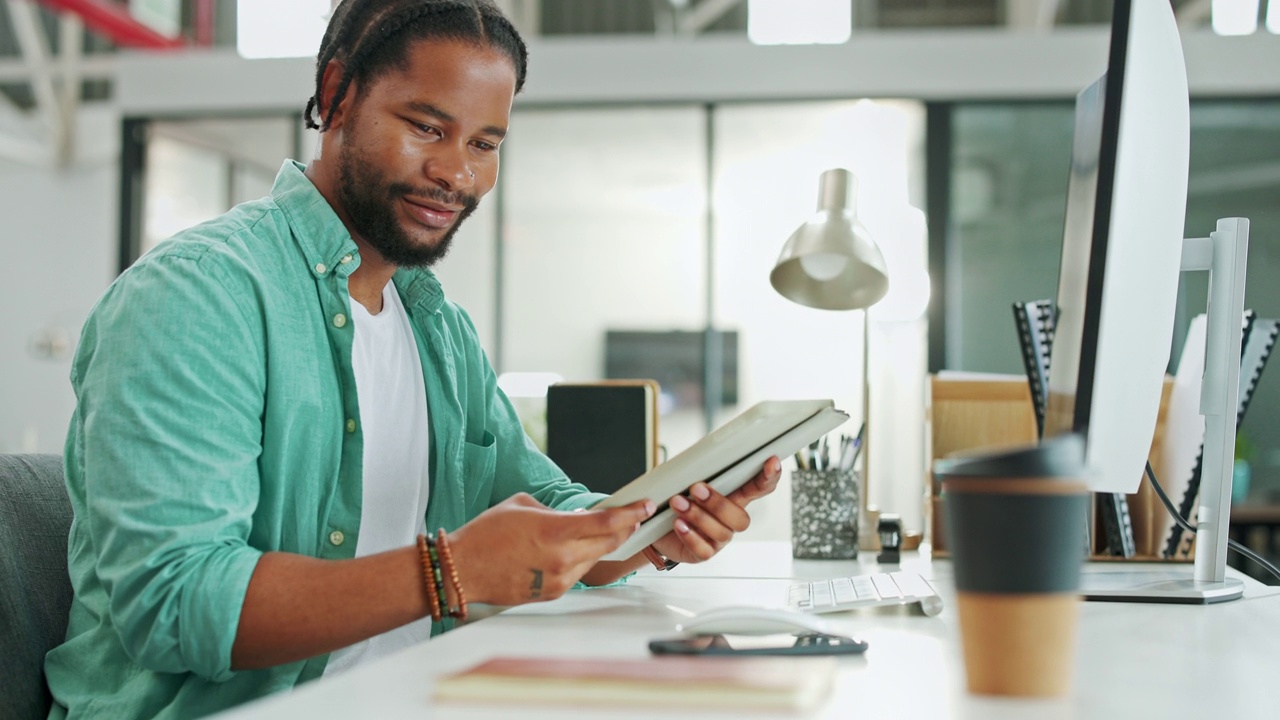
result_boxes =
[0,104,119,453]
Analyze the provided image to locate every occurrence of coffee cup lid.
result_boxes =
[934,433,1086,479]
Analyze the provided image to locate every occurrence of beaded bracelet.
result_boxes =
[415,534,442,622]
[426,541,449,621]
[435,528,468,622]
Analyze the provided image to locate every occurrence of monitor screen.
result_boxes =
[1043,76,1106,443]
[604,330,739,412]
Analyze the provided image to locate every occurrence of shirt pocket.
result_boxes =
[462,429,498,515]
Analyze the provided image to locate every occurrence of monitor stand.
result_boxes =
[1082,217,1249,605]
[1080,568,1245,604]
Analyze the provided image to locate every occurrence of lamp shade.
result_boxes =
[769,168,889,311]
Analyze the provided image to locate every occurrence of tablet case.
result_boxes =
[597,400,849,561]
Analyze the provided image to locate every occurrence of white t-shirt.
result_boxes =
[325,282,432,675]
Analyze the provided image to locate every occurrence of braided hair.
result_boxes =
[304,0,528,131]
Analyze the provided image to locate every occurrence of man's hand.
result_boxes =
[447,493,655,606]
[649,455,782,564]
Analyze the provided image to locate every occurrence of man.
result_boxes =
[46,1,780,717]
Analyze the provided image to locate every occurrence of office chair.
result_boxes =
[0,454,73,720]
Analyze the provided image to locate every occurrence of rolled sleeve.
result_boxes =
[73,245,267,681]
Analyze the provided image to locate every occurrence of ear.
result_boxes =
[317,59,356,131]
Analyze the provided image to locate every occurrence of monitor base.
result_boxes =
[1080,568,1245,604]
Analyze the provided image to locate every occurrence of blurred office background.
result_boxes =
[3,1,1280,573]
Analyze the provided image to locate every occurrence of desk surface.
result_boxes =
[214,542,1280,719]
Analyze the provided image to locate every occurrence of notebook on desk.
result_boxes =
[434,655,836,713]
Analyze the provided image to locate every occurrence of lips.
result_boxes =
[402,197,459,229]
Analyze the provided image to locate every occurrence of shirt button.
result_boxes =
[314,263,327,275]
[345,418,357,433]
[340,254,353,264]
[329,530,345,546]
[333,313,347,328]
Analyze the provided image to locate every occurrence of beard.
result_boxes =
[336,141,479,268]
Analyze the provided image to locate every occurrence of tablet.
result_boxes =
[596,399,849,561]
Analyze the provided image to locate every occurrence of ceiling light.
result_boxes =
[748,0,852,46]
[1212,0,1260,35]
[237,0,331,59]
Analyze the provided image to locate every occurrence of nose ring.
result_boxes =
[468,170,475,179]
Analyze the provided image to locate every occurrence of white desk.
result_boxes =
[214,542,1280,719]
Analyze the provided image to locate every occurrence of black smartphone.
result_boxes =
[648,632,868,657]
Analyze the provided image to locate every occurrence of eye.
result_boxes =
[411,121,442,138]
[472,140,498,152]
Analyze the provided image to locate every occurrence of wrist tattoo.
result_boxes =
[530,569,543,598]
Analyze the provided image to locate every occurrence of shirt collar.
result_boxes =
[271,160,445,314]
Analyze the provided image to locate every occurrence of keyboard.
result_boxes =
[787,570,944,617]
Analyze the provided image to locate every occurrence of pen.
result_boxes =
[849,434,864,468]
[797,446,811,471]
[850,421,865,450]
[838,434,855,471]
[845,422,866,471]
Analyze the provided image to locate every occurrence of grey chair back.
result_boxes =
[0,454,73,720]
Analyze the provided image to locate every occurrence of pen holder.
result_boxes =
[791,468,859,559]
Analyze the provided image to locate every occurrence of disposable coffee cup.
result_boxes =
[936,434,1089,697]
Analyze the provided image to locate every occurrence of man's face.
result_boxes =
[333,39,516,267]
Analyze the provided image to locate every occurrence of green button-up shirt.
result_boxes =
[46,161,602,719]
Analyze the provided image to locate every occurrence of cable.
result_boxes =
[1145,461,1195,534]
[1229,536,1280,582]
[1145,461,1280,583]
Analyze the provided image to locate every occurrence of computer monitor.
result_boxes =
[604,330,739,411]
[1044,0,1247,603]
[1043,0,1188,495]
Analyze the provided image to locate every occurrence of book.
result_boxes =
[1012,299,1055,438]
[546,380,660,495]
[433,655,836,713]
[596,399,848,561]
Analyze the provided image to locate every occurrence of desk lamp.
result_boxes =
[770,168,889,541]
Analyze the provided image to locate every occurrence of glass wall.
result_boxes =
[946,100,1280,505]
[500,106,709,454]
[141,116,298,255]
[946,103,1075,374]
[1181,102,1280,505]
